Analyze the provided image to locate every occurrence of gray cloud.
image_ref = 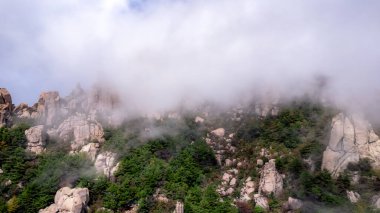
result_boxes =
[1,0,380,115]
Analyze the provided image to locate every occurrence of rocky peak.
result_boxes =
[36,91,61,126]
[0,88,13,127]
[322,113,380,176]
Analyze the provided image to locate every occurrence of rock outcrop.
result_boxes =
[94,152,119,178]
[254,194,269,210]
[49,114,104,150]
[39,187,89,213]
[282,197,303,211]
[36,92,62,126]
[13,103,38,119]
[372,195,380,209]
[79,142,99,161]
[211,128,225,138]
[174,201,184,213]
[258,159,283,197]
[240,177,256,201]
[0,88,13,127]
[195,116,205,123]
[346,190,360,203]
[25,125,46,154]
[322,113,380,176]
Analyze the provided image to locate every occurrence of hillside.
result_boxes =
[1,87,380,213]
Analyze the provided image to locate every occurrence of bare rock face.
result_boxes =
[39,187,89,213]
[51,114,104,151]
[36,91,62,126]
[79,143,99,161]
[25,125,46,154]
[322,113,380,177]
[258,159,283,197]
[0,88,13,127]
[346,191,360,203]
[94,152,118,178]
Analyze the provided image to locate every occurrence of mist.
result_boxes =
[1,0,380,116]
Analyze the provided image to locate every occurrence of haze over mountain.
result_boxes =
[1,0,380,117]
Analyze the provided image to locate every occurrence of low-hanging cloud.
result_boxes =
[1,0,380,115]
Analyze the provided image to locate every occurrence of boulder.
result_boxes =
[195,116,205,123]
[258,159,283,197]
[257,159,264,166]
[322,113,380,177]
[346,191,360,203]
[283,197,303,211]
[229,178,237,186]
[39,187,89,213]
[25,125,46,154]
[52,114,104,150]
[225,159,233,167]
[211,128,225,138]
[95,152,118,178]
[0,88,13,127]
[240,177,256,201]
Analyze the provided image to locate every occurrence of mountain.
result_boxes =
[1,87,380,213]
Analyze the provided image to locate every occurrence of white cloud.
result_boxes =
[0,0,379,115]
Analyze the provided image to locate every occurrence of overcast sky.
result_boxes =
[1,0,380,114]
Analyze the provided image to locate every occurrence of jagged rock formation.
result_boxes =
[258,159,283,197]
[13,103,38,119]
[346,190,360,203]
[25,125,46,154]
[322,113,380,176]
[36,91,62,126]
[49,114,104,150]
[94,152,119,178]
[39,187,89,213]
[0,88,13,127]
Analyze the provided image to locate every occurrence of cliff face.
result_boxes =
[0,88,13,127]
[322,113,380,176]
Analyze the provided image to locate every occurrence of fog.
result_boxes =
[1,0,380,116]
